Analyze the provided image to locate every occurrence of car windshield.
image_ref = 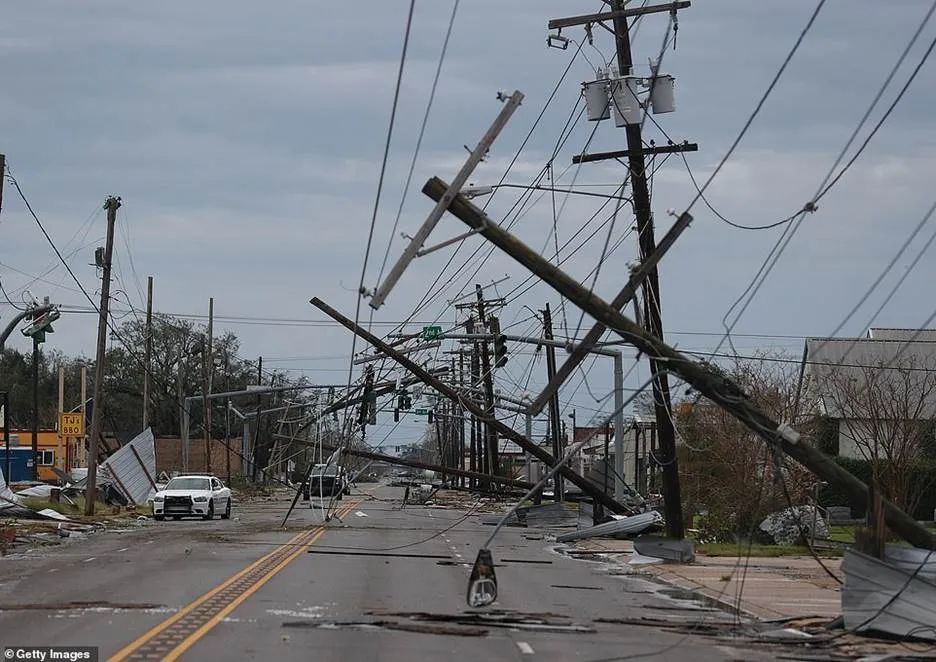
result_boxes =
[311,464,338,477]
[166,477,211,491]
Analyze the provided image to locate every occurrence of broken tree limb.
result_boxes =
[422,176,936,551]
[309,297,634,515]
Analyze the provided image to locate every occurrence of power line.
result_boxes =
[679,0,828,217]
[344,0,416,430]
[374,0,460,290]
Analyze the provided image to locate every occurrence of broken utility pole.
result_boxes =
[86,195,120,516]
[421,177,936,551]
[309,297,633,515]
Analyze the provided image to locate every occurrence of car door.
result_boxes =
[211,478,226,507]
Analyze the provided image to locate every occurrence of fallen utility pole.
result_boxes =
[86,195,120,515]
[421,177,936,551]
[529,208,693,415]
[310,297,633,515]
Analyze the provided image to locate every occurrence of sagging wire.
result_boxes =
[466,372,663,607]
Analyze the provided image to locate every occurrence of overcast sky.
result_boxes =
[3,1,936,444]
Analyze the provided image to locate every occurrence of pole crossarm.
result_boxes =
[548,1,690,30]
[572,142,698,165]
[309,296,633,515]
[421,176,936,550]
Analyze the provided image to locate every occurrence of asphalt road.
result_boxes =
[0,484,769,661]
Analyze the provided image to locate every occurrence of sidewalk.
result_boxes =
[567,539,843,620]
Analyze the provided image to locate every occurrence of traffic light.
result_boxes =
[358,366,376,426]
[21,307,60,345]
[398,389,412,411]
[489,316,507,368]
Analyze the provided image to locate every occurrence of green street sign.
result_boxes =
[414,408,428,415]
[422,325,442,340]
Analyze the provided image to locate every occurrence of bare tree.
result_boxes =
[810,353,936,515]
[677,352,813,541]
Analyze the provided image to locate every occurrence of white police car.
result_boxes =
[152,475,232,521]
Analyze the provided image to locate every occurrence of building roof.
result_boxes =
[802,329,936,418]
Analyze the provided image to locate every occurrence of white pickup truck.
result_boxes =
[152,475,232,521]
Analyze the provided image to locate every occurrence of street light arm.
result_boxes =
[0,304,52,352]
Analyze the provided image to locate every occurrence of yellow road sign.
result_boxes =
[60,412,85,437]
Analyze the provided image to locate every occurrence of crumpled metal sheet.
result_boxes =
[556,510,662,543]
[758,505,829,546]
[0,468,21,511]
[100,428,157,505]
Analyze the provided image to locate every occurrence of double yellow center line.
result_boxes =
[110,499,360,661]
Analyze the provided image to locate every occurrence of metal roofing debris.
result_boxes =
[0,466,22,510]
[633,535,695,563]
[99,427,157,505]
[759,506,829,546]
[556,510,662,543]
[842,546,936,642]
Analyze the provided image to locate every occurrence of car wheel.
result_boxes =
[221,498,232,520]
[203,500,214,521]
[154,514,165,521]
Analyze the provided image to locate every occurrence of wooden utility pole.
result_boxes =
[79,366,87,468]
[142,276,153,431]
[58,367,65,472]
[422,177,936,550]
[252,356,262,481]
[85,195,120,515]
[0,154,5,218]
[466,318,481,488]
[607,0,683,538]
[310,297,633,515]
[542,303,564,501]
[475,284,500,478]
[204,297,214,473]
[31,338,39,481]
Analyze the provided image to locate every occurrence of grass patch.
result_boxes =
[827,525,856,544]
[697,542,843,558]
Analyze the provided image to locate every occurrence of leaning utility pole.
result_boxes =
[142,276,153,430]
[85,195,120,515]
[422,177,936,550]
[542,303,564,501]
[310,297,633,515]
